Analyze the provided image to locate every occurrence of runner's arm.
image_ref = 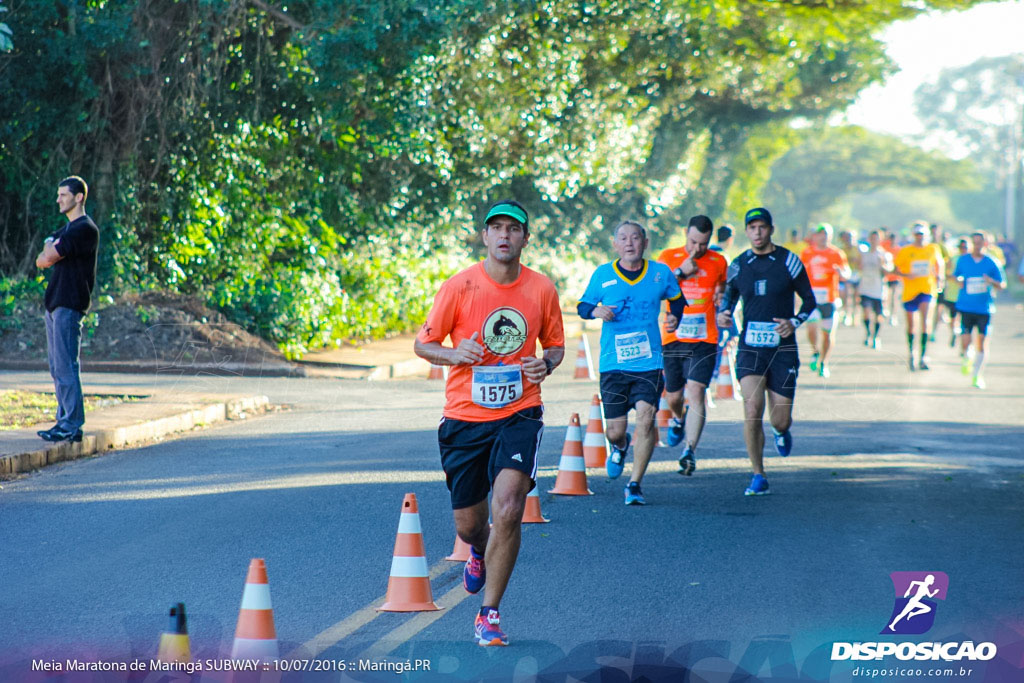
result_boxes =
[791,261,817,326]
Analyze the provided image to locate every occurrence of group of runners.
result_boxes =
[412,199,1009,647]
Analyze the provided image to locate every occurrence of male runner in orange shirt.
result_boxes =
[799,224,851,378]
[657,215,728,475]
[414,199,565,646]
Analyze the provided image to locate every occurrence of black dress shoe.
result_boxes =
[41,427,83,443]
[37,425,59,440]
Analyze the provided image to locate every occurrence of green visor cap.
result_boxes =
[485,204,528,227]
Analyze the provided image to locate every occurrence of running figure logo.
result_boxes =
[881,571,949,635]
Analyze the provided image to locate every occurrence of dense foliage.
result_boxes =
[0,0,985,356]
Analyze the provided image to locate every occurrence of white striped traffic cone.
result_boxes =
[573,334,596,380]
[550,414,593,495]
[230,559,278,662]
[583,395,609,468]
[521,487,550,523]
[378,493,441,612]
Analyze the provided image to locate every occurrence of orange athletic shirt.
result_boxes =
[416,262,564,422]
[656,247,728,344]
[882,240,901,282]
[800,244,848,304]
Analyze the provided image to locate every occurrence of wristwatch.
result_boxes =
[789,317,801,329]
[543,358,555,376]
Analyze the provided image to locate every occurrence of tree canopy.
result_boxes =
[0,0,988,355]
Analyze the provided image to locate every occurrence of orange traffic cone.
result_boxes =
[521,487,550,523]
[550,414,593,495]
[379,493,441,612]
[445,534,471,562]
[156,602,190,664]
[583,396,608,468]
[230,559,278,662]
[656,390,672,428]
[427,364,448,380]
[715,345,735,400]
[573,334,596,380]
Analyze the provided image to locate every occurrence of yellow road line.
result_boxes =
[358,582,473,659]
[288,559,459,658]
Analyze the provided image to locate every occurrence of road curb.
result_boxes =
[0,395,270,479]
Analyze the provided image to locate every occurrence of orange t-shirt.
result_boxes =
[416,262,564,422]
[800,244,848,304]
[882,239,901,283]
[656,247,728,344]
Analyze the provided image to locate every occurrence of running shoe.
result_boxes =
[665,417,684,447]
[818,364,830,378]
[744,473,770,496]
[474,608,508,646]
[677,445,696,476]
[961,356,971,375]
[872,337,881,350]
[928,332,936,342]
[908,358,916,371]
[809,353,820,372]
[772,427,792,457]
[918,358,930,371]
[624,481,646,505]
[863,337,870,347]
[973,375,986,390]
[463,546,485,594]
[606,432,631,480]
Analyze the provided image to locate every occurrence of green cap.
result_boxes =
[485,202,528,228]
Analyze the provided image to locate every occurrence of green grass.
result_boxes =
[0,390,136,431]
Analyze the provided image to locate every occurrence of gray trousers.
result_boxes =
[44,307,85,431]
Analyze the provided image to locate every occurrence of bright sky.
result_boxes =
[844,0,1024,148]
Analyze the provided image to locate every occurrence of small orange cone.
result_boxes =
[550,414,593,495]
[521,487,550,523]
[573,334,596,380]
[156,602,190,664]
[379,493,441,612]
[583,396,608,468]
[427,364,448,380]
[715,346,735,400]
[230,559,278,662]
[445,534,472,562]
[656,390,672,428]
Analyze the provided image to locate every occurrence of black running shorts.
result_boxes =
[860,295,883,315]
[663,341,718,391]
[599,369,664,420]
[735,347,800,399]
[959,312,990,336]
[438,406,543,509]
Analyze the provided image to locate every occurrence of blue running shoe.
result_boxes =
[463,546,485,594]
[624,481,646,505]
[606,432,631,480]
[744,473,770,496]
[772,428,792,457]
[474,608,508,646]
[666,417,684,447]
[677,445,696,476]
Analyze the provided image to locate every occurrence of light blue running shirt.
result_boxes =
[954,254,1004,315]
[579,260,682,372]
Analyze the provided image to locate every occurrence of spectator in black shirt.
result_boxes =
[34,176,99,442]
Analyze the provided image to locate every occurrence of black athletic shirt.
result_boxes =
[44,215,99,313]
[718,246,816,350]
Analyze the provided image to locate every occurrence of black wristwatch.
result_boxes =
[543,358,555,376]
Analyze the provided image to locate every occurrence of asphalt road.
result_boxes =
[1,302,1022,683]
